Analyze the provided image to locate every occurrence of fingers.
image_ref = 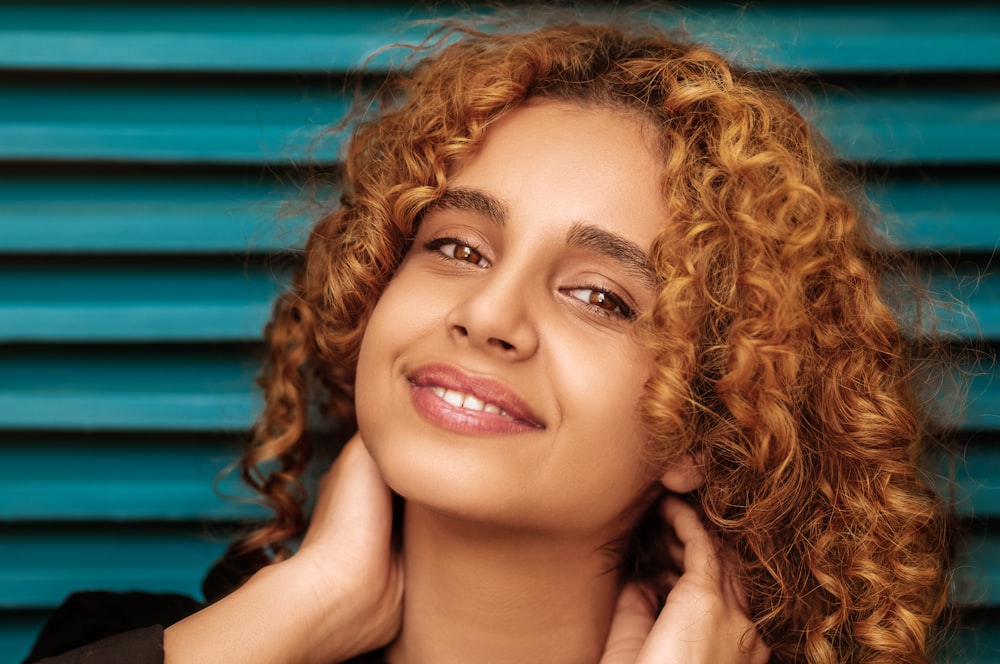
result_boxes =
[598,583,657,664]
[637,494,771,664]
[660,496,715,578]
[660,495,746,608]
[301,432,394,552]
[324,432,382,491]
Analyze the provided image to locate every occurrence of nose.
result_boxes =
[445,268,540,360]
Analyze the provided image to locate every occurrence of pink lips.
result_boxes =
[407,364,545,435]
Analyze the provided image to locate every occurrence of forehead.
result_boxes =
[448,99,669,251]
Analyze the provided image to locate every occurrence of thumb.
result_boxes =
[599,583,656,664]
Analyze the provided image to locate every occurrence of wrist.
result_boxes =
[277,552,401,663]
[165,559,364,664]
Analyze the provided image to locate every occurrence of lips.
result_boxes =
[407,363,545,434]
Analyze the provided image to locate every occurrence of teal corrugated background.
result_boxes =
[1,2,998,661]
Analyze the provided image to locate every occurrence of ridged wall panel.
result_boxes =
[1,2,998,661]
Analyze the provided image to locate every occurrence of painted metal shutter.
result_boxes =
[1,2,998,661]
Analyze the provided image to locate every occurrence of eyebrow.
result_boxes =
[430,186,658,290]
[429,187,508,228]
[566,223,658,291]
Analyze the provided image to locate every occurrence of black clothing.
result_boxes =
[25,591,199,663]
[23,548,387,663]
[32,623,165,664]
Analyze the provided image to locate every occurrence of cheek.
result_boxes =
[562,335,652,418]
[353,289,402,427]
[353,278,441,432]
[553,337,656,469]
[356,276,422,363]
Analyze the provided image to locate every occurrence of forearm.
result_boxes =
[163,560,360,664]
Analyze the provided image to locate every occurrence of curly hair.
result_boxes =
[233,17,952,663]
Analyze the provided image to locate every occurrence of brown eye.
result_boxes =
[453,244,485,265]
[567,287,635,320]
[425,238,491,268]
[588,291,615,310]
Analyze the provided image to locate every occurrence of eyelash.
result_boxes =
[423,236,636,321]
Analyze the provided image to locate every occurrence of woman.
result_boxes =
[30,16,951,664]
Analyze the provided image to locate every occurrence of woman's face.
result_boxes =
[355,100,670,539]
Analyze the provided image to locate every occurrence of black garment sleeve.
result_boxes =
[24,588,392,664]
[22,591,202,664]
[21,549,392,663]
[33,626,164,664]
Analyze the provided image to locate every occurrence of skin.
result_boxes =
[165,436,767,663]
[355,99,678,535]
[164,100,769,663]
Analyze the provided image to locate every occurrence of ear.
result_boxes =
[659,454,705,493]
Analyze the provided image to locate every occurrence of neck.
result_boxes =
[385,502,624,664]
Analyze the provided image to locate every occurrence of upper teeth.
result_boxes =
[431,386,507,416]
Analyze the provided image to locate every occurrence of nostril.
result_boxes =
[491,337,515,351]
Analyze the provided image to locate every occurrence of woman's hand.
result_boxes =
[165,433,402,664]
[290,432,404,659]
[599,496,770,664]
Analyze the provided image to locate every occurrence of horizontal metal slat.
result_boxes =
[962,371,1000,433]
[0,262,994,342]
[950,440,1000,520]
[929,269,1000,340]
[0,78,348,164]
[0,347,996,431]
[0,262,290,342]
[0,173,995,254]
[1,4,998,73]
[957,529,1000,609]
[948,612,1000,663]
[0,3,435,73]
[814,87,1000,165]
[2,79,998,165]
[0,172,314,253]
[3,522,996,610]
[0,435,266,521]
[706,6,1000,73]
[0,347,260,430]
[1,526,227,609]
[0,436,991,522]
[872,177,1000,252]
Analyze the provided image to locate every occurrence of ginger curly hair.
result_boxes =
[233,18,952,663]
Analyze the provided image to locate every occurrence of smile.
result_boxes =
[428,386,510,417]
[406,364,545,434]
